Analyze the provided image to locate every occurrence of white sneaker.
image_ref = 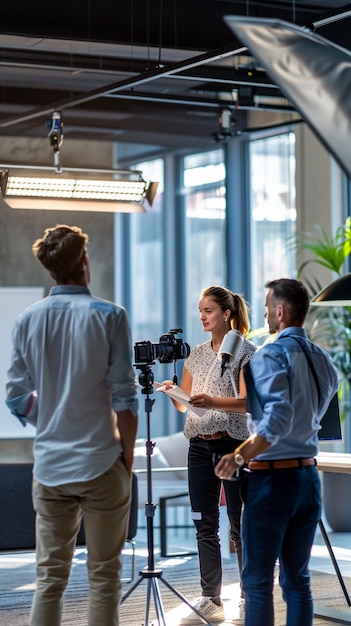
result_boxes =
[232,598,245,624]
[180,596,225,624]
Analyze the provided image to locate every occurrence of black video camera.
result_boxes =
[134,328,190,365]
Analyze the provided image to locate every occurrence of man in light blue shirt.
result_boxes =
[6,224,138,626]
[215,278,338,626]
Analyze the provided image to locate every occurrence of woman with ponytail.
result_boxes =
[163,285,256,625]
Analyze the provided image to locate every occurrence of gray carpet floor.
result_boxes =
[1,547,351,625]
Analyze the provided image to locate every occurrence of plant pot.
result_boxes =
[323,472,351,532]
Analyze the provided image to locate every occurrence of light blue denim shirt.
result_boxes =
[5,285,138,486]
[249,327,338,460]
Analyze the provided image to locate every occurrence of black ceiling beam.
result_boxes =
[0,47,161,75]
[0,48,279,89]
[177,68,280,89]
[0,43,247,130]
[105,90,296,113]
[0,1,340,49]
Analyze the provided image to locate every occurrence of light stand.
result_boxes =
[121,362,211,625]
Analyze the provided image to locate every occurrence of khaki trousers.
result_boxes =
[30,457,131,626]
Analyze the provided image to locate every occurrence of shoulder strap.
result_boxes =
[283,335,321,404]
[243,361,264,421]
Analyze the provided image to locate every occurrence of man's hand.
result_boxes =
[117,409,138,477]
[214,434,271,479]
[214,452,238,480]
[121,450,134,476]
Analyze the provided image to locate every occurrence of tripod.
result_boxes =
[121,363,211,625]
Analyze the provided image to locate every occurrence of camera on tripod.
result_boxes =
[134,328,190,365]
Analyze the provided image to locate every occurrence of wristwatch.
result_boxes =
[234,452,245,467]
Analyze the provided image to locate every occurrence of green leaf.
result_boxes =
[292,222,351,295]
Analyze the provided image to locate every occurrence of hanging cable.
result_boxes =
[173,0,177,49]
[158,0,164,67]
[146,0,150,69]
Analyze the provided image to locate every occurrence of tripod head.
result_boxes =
[134,362,156,420]
[135,362,155,395]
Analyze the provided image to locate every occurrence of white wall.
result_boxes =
[295,123,345,285]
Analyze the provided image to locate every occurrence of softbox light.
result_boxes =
[224,15,351,178]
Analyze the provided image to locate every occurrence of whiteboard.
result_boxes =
[0,287,44,438]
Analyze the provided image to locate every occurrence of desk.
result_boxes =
[315,452,351,623]
[317,452,351,474]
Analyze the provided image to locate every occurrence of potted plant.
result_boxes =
[294,219,351,531]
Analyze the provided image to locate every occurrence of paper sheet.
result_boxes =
[154,382,207,416]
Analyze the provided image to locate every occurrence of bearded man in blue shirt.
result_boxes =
[6,224,138,626]
[215,278,338,626]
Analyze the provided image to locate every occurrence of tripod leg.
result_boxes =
[121,574,144,603]
[141,578,167,626]
[151,578,167,626]
[318,519,351,606]
[123,378,211,624]
[144,578,152,626]
[159,576,212,625]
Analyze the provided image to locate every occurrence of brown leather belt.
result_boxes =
[197,431,229,440]
[248,457,317,470]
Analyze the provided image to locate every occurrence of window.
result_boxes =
[249,132,296,330]
[129,159,164,342]
[115,158,177,436]
[182,149,227,345]
[116,137,296,435]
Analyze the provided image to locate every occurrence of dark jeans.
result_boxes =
[188,435,244,598]
[241,465,321,626]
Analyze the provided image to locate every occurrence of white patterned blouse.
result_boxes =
[183,338,256,441]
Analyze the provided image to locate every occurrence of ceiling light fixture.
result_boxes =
[0,166,159,213]
[0,112,158,213]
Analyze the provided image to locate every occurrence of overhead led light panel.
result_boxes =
[0,168,158,212]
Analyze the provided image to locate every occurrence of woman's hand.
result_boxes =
[189,393,212,408]
[159,379,187,412]
[161,379,175,390]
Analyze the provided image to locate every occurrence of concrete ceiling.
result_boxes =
[1,0,351,162]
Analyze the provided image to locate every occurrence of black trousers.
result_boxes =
[188,435,244,598]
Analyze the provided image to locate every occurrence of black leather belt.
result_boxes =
[248,457,317,470]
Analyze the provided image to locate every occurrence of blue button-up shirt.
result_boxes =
[5,285,138,485]
[248,326,338,460]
